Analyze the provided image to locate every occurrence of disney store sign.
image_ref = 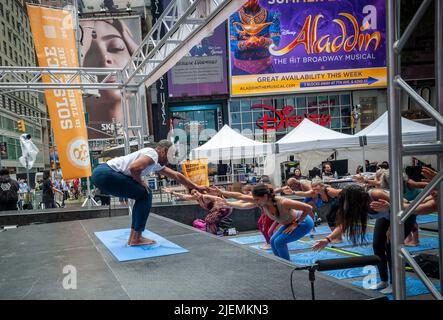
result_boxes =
[251,105,331,131]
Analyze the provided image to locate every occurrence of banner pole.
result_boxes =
[70,2,97,208]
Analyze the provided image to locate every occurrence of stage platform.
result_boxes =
[0,214,384,300]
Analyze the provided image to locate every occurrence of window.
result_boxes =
[229,92,353,142]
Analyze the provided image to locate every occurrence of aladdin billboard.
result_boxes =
[229,0,387,97]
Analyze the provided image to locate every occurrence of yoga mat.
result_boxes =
[290,250,345,266]
[95,228,189,262]
[352,276,441,299]
[322,266,377,280]
[311,225,333,235]
[416,214,439,224]
[250,239,315,253]
[330,233,374,248]
[406,237,440,253]
[341,245,374,256]
[228,234,266,245]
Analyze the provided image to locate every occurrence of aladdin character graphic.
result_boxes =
[230,0,280,75]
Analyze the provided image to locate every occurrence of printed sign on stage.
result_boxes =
[229,0,387,96]
[181,159,210,187]
[27,4,91,179]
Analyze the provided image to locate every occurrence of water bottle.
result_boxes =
[334,171,338,179]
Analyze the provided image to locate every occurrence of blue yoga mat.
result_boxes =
[330,233,374,248]
[311,225,333,235]
[352,276,441,298]
[406,237,440,253]
[290,250,345,266]
[322,266,377,280]
[228,234,265,245]
[416,214,439,224]
[341,245,374,256]
[250,240,314,253]
[95,228,189,262]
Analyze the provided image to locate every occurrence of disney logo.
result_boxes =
[251,104,331,131]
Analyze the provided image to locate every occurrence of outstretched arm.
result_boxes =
[312,225,343,251]
[210,186,254,202]
[160,167,208,193]
[292,190,315,198]
[163,187,195,201]
[224,200,257,210]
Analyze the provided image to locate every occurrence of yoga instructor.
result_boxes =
[92,140,208,246]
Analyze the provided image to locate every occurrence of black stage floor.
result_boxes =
[0,214,384,300]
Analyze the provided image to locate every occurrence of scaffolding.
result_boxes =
[387,0,443,300]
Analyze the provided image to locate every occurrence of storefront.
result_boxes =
[170,103,225,147]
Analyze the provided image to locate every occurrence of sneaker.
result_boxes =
[367,281,389,290]
[380,285,393,294]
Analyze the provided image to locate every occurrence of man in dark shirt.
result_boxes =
[0,168,19,211]
[41,170,61,209]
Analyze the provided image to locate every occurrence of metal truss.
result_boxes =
[0,0,242,91]
[120,0,243,88]
[387,0,443,300]
[0,66,122,90]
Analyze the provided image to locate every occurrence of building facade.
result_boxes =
[0,0,50,181]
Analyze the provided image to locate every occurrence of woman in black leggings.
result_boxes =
[313,184,437,294]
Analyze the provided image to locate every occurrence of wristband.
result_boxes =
[325,236,331,243]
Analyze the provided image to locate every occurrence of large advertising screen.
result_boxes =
[167,23,229,97]
[79,16,143,139]
[229,0,387,97]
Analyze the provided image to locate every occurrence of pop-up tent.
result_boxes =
[264,119,361,186]
[337,112,437,174]
[190,125,272,161]
[276,118,360,153]
[355,111,436,144]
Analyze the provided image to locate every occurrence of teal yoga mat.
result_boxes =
[95,228,189,262]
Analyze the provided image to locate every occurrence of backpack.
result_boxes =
[0,177,19,203]
[192,219,206,232]
[411,253,440,279]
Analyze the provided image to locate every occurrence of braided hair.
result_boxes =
[252,183,279,217]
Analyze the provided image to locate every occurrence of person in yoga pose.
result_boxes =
[91,140,208,246]
[312,184,437,294]
[211,183,314,260]
[163,187,232,234]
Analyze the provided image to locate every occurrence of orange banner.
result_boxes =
[27,4,91,179]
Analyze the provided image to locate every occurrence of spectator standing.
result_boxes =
[41,170,62,209]
[0,168,19,211]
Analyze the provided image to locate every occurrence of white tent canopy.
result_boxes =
[264,119,360,186]
[276,118,360,153]
[356,111,436,144]
[190,125,272,161]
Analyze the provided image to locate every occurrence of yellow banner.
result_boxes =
[181,160,209,187]
[231,67,387,96]
[27,4,91,179]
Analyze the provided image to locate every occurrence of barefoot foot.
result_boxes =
[129,237,157,246]
[260,243,272,250]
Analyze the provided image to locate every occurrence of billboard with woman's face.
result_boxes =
[79,16,142,139]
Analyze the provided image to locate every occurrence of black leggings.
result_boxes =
[372,215,416,283]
